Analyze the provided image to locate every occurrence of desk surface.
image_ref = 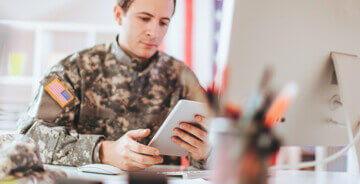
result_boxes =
[45,165,208,184]
[268,170,360,184]
[46,165,360,184]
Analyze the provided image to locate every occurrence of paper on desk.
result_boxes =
[169,178,210,184]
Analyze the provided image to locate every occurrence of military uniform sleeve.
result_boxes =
[0,135,43,180]
[0,134,67,182]
[17,56,104,166]
[180,66,207,103]
[179,66,209,169]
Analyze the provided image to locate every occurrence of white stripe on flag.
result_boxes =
[48,81,67,104]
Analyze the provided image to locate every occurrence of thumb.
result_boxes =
[126,129,150,139]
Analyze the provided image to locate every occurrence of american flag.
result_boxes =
[45,79,73,107]
[168,0,224,167]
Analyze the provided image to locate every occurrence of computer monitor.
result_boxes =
[218,0,360,147]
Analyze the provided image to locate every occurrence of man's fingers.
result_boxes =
[127,150,163,165]
[179,123,207,142]
[127,139,160,156]
[171,136,197,153]
[126,129,150,139]
[195,115,204,123]
[122,161,148,171]
[128,159,152,170]
[194,115,208,130]
[173,128,203,148]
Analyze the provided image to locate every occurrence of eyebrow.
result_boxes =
[137,12,170,21]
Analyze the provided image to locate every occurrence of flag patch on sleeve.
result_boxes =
[45,78,74,107]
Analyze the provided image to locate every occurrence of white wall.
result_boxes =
[0,0,116,25]
[193,0,214,88]
[0,0,215,90]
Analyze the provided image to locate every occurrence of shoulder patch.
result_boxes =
[44,78,74,108]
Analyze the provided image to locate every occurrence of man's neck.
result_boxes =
[117,37,148,62]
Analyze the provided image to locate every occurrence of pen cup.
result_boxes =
[208,117,245,184]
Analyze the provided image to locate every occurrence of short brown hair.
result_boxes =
[117,0,177,14]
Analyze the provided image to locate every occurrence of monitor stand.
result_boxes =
[331,52,360,172]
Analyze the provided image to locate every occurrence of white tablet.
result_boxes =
[148,100,208,157]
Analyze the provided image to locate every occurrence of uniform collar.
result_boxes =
[111,35,159,71]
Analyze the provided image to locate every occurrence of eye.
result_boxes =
[160,21,169,26]
[139,17,151,22]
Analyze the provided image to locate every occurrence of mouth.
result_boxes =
[140,41,158,48]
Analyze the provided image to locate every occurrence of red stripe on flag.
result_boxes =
[185,0,193,69]
[181,156,190,167]
[49,87,66,104]
[182,1,193,160]
[182,0,193,160]
[48,81,67,104]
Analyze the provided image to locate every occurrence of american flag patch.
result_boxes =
[45,79,74,107]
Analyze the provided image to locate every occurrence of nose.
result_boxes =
[146,21,160,39]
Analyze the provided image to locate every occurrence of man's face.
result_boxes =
[116,0,174,60]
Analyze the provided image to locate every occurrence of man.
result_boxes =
[17,0,210,171]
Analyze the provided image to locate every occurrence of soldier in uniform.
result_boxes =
[16,0,210,171]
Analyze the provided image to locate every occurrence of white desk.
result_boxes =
[268,170,360,184]
[45,165,360,184]
[45,165,208,184]
[45,165,126,182]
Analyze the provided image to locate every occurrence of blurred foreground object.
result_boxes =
[0,134,66,183]
[207,68,298,184]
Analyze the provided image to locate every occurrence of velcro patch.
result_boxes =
[44,78,74,107]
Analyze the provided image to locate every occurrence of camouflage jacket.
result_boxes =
[0,134,66,183]
[16,35,207,168]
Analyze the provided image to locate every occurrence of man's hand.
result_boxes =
[171,115,210,161]
[100,129,163,171]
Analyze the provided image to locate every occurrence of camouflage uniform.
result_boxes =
[0,134,66,183]
[16,35,207,168]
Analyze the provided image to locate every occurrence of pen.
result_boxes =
[264,82,298,128]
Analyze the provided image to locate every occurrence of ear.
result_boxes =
[114,4,124,26]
